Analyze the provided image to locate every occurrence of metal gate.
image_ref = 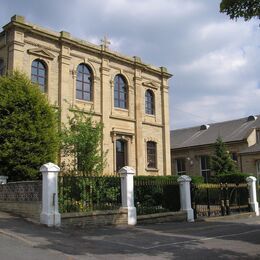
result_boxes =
[191,183,250,219]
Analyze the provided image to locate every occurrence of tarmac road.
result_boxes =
[0,211,260,259]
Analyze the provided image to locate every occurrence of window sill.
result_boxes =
[114,107,128,112]
[145,168,159,172]
[75,99,94,105]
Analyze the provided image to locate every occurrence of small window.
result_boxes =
[145,89,155,115]
[31,59,47,92]
[257,130,260,144]
[147,141,157,169]
[114,75,127,109]
[200,155,211,182]
[176,158,186,175]
[76,64,93,101]
[231,152,238,162]
[0,59,4,76]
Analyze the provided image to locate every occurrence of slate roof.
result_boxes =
[171,115,260,150]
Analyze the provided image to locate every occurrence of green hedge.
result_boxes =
[209,173,251,184]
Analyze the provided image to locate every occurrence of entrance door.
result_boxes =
[116,139,127,172]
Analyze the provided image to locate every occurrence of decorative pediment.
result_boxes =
[27,48,55,60]
[142,81,159,90]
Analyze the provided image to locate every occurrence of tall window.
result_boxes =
[176,158,186,175]
[114,74,127,109]
[0,59,4,76]
[31,59,47,92]
[200,156,211,182]
[147,141,157,169]
[76,64,93,101]
[145,89,155,115]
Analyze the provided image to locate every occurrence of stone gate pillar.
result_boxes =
[119,166,137,225]
[178,175,194,222]
[246,176,259,216]
[40,162,61,227]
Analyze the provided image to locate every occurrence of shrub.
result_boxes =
[209,172,250,184]
[0,72,59,181]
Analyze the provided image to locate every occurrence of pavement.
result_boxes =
[0,211,260,259]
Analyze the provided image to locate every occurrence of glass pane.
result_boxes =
[31,75,37,83]
[32,60,38,67]
[76,81,83,90]
[77,64,83,73]
[38,62,44,69]
[38,68,45,77]
[120,101,126,108]
[77,72,82,81]
[38,77,45,85]
[31,67,37,76]
[83,83,90,92]
[83,92,90,101]
[76,90,82,99]
[120,92,125,101]
[114,99,119,107]
[83,74,90,83]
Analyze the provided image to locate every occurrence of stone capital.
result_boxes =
[119,166,135,175]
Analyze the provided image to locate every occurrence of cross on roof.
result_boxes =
[100,36,111,50]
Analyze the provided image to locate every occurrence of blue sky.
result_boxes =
[0,0,259,129]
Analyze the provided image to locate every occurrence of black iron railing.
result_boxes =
[59,175,121,213]
[191,183,250,219]
[134,177,180,215]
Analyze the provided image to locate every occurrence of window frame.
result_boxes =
[31,59,47,93]
[256,130,260,144]
[145,89,155,115]
[114,74,128,109]
[146,141,157,169]
[200,155,211,182]
[76,63,93,102]
[176,158,186,175]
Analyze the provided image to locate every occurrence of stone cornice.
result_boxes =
[2,16,172,79]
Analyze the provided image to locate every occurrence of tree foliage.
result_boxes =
[60,108,106,175]
[220,0,260,21]
[0,72,59,181]
[211,137,238,175]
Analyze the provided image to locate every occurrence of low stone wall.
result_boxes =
[61,208,128,227]
[0,181,42,221]
[0,201,41,221]
[137,211,186,224]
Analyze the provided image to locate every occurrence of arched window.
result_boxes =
[147,141,157,169]
[31,59,47,92]
[114,75,127,109]
[0,59,4,76]
[145,89,155,115]
[76,64,93,101]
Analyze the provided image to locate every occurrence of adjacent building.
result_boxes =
[0,15,172,175]
[171,115,260,179]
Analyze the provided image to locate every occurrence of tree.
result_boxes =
[0,72,59,181]
[211,137,238,175]
[220,0,260,21]
[60,107,106,175]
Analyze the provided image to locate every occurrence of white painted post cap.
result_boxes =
[40,162,60,173]
[246,176,257,183]
[118,166,135,175]
[177,175,192,183]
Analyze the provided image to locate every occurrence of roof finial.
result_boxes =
[100,35,111,51]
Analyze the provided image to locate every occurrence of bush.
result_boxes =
[0,72,59,181]
[209,172,250,184]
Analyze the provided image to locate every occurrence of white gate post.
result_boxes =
[246,176,259,216]
[40,162,61,227]
[177,175,194,222]
[119,166,137,225]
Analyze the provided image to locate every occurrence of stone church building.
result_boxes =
[0,15,172,175]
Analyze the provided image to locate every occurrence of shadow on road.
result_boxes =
[0,211,260,259]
